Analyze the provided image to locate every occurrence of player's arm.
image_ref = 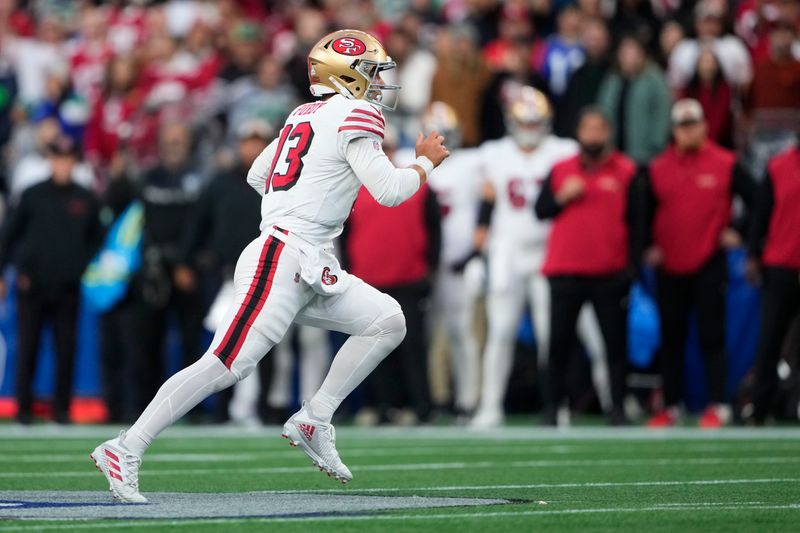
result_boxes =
[346,131,448,207]
[246,137,279,195]
[452,180,494,273]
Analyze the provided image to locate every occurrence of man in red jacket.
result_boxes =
[643,99,755,428]
[746,141,800,424]
[535,108,639,426]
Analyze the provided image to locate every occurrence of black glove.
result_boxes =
[451,249,482,273]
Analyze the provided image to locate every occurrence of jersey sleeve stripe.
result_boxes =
[343,116,385,129]
[338,125,385,139]
[349,108,385,125]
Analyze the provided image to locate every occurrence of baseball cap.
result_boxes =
[671,99,705,126]
[47,135,79,157]
[236,119,273,141]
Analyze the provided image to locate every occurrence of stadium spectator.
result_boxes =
[746,22,800,115]
[284,8,328,102]
[343,136,441,424]
[136,121,205,414]
[746,141,800,424]
[535,108,638,426]
[537,6,585,100]
[84,54,145,179]
[9,117,94,203]
[481,39,549,142]
[608,0,662,53]
[642,99,755,428]
[225,56,297,147]
[555,16,611,138]
[0,135,102,424]
[668,0,752,91]
[385,26,437,135]
[679,48,735,148]
[597,35,671,166]
[430,24,491,147]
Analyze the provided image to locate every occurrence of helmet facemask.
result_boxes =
[355,59,400,111]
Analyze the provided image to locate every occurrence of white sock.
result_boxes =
[123,354,237,457]
[307,313,405,423]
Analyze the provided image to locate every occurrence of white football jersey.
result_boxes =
[392,147,482,266]
[427,149,483,266]
[479,135,578,256]
[248,94,386,245]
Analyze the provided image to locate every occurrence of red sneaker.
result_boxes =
[647,409,678,428]
[698,406,727,428]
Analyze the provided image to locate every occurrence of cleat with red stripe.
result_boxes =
[282,402,353,484]
[89,431,147,503]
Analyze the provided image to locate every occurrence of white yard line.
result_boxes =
[0,457,798,478]
[1,503,800,531]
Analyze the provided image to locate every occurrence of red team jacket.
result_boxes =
[762,147,800,270]
[346,184,431,288]
[542,151,637,277]
[648,141,736,274]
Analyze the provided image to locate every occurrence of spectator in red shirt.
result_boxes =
[642,99,755,428]
[680,47,735,148]
[746,140,800,424]
[535,108,639,426]
[84,54,144,180]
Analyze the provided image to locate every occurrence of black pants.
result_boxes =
[15,286,79,421]
[751,267,800,420]
[100,294,141,423]
[657,253,727,408]
[365,281,432,421]
[548,274,630,411]
[137,284,205,412]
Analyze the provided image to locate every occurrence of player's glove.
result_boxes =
[451,249,482,273]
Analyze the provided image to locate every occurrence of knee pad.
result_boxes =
[362,311,407,348]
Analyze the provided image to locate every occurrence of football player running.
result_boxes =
[90,30,449,503]
[466,86,609,428]
[422,102,483,419]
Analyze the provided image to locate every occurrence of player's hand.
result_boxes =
[416,131,450,168]
[555,177,585,205]
[643,246,663,267]
[174,265,196,292]
[745,257,762,286]
[719,228,742,249]
[0,279,6,300]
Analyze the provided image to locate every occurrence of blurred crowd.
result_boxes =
[0,0,798,427]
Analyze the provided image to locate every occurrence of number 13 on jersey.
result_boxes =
[266,121,315,193]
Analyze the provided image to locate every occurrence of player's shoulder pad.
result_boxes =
[337,99,385,140]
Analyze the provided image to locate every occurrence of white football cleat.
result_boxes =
[469,408,505,429]
[282,403,353,484]
[90,431,147,503]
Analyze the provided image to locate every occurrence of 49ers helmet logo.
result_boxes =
[332,37,366,56]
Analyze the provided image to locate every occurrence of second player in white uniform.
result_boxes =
[422,102,483,416]
[90,29,450,502]
[469,87,609,428]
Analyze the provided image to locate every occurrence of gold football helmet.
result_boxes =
[307,29,400,111]
[505,85,552,149]
[422,101,462,149]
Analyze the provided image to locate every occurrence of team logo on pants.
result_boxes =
[321,267,338,286]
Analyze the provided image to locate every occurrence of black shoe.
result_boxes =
[541,410,558,427]
[608,408,630,426]
[53,412,72,425]
[16,411,33,425]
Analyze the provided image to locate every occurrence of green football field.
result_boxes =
[1,424,799,532]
